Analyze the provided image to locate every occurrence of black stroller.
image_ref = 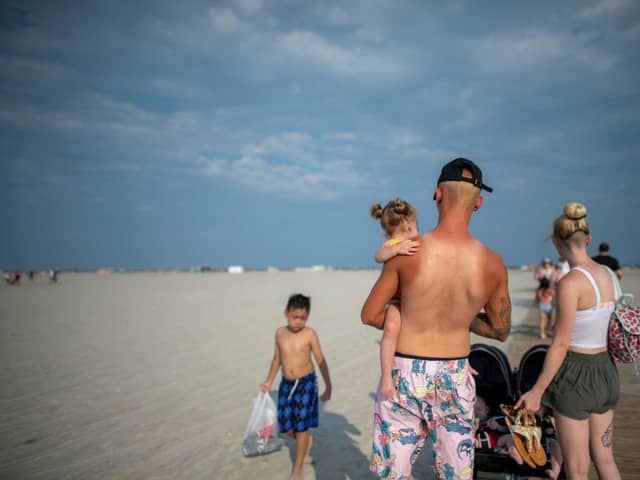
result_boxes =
[470,343,563,479]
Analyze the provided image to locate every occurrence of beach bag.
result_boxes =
[605,267,640,374]
[242,392,284,457]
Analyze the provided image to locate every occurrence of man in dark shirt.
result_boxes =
[592,242,622,279]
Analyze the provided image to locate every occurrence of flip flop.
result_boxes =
[501,405,547,469]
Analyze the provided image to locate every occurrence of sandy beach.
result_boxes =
[1,269,639,480]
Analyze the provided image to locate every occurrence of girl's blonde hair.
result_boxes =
[370,197,417,237]
[553,202,590,240]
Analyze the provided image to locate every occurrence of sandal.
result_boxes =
[500,404,547,469]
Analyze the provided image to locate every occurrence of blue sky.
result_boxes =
[1,0,639,271]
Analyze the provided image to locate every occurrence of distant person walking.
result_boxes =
[535,258,555,285]
[362,158,510,480]
[536,278,554,339]
[517,203,621,480]
[592,242,622,280]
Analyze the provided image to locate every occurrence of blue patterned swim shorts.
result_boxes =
[278,370,318,433]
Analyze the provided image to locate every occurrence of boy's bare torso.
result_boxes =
[394,231,503,357]
[276,326,315,380]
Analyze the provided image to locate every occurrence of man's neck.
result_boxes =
[435,207,473,235]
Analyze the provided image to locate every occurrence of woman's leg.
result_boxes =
[589,410,621,480]
[555,413,591,480]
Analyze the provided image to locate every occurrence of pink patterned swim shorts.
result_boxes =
[370,354,476,480]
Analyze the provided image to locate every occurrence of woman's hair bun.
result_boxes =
[563,202,587,220]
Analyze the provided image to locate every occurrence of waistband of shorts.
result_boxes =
[565,350,612,364]
[282,370,316,383]
[395,352,469,361]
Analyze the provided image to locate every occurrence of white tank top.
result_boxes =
[569,267,614,349]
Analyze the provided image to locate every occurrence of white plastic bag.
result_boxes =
[242,392,284,457]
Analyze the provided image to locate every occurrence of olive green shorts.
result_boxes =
[543,350,620,421]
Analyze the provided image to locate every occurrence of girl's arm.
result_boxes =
[374,238,419,263]
[260,333,281,392]
[516,276,578,411]
[375,243,400,263]
[310,329,331,401]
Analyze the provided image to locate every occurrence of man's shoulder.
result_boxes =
[473,239,506,270]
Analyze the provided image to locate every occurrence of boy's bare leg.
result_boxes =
[290,430,311,479]
[380,305,401,398]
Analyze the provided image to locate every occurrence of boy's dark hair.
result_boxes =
[538,278,550,289]
[286,293,311,312]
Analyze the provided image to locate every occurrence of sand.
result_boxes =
[1,270,638,480]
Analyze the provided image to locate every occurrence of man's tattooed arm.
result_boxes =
[471,296,511,342]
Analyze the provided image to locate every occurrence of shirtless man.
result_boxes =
[362,158,511,480]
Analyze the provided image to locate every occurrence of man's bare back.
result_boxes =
[363,230,509,357]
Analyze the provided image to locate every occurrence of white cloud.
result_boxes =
[387,128,450,160]
[354,27,385,44]
[472,29,618,73]
[233,0,263,15]
[272,30,409,80]
[196,133,366,198]
[579,0,635,19]
[209,7,246,34]
[320,5,352,26]
[243,132,315,164]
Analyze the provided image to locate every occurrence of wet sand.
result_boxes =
[1,269,638,479]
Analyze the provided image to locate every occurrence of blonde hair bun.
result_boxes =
[563,202,587,220]
[553,202,589,240]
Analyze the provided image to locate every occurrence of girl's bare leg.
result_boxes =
[380,305,401,398]
[539,311,548,339]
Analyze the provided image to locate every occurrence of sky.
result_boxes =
[1,0,639,271]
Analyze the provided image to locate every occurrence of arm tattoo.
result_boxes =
[601,422,613,448]
[500,296,511,323]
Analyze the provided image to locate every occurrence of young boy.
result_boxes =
[260,294,332,480]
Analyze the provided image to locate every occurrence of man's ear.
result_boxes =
[474,195,484,211]
[433,187,442,202]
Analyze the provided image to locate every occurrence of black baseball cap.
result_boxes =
[436,158,493,193]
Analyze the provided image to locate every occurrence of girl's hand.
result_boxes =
[516,388,542,413]
[396,239,420,256]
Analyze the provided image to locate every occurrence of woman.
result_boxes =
[516,203,621,480]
